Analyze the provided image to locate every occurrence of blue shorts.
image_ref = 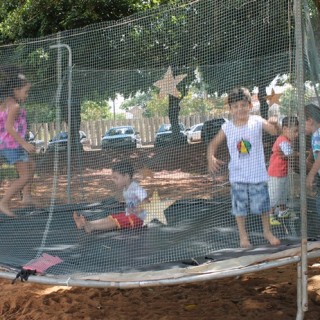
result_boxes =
[0,148,29,165]
[231,182,271,217]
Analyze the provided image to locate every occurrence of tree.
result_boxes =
[1,0,319,146]
[0,0,176,44]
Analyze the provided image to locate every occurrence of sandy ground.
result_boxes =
[1,259,320,320]
[1,146,320,319]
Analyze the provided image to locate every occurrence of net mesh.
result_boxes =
[0,0,319,279]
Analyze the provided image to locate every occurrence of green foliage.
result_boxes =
[144,92,169,117]
[26,103,55,124]
[0,164,18,180]
[0,0,319,133]
[131,0,177,11]
[120,86,226,117]
[120,92,151,111]
[81,100,124,121]
[280,84,317,116]
[0,0,176,44]
[180,87,214,115]
[119,90,169,118]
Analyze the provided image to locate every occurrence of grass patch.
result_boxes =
[0,164,18,180]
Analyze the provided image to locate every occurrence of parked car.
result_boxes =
[101,126,141,149]
[201,118,228,145]
[26,131,45,154]
[46,131,90,153]
[187,123,203,144]
[154,123,187,147]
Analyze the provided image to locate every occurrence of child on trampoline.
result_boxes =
[0,65,36,218]
[305,103,320,214]
[207,87,281,248]
[268,116,299,226]
[73,160,148,233]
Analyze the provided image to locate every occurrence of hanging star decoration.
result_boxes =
[153,66,187,99]
[266,88,283,107]
[141,190,175,226]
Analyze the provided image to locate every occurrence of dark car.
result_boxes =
[26,131,45,154]
[201,118,228,145]
[46,131,90,153]
[154,123,187,147]
[101,126,141,149]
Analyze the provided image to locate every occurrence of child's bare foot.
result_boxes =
[0,202,16,218]
[264,232,280,246]
[240,237,252,249]
[73,212,92,233]
[73,212,85,230]
[83,222,92,233]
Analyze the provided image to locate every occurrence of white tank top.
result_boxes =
[222,115,267,184]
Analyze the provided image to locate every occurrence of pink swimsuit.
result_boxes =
[0,107,27,150]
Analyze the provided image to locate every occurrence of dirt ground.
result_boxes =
[1,144,320,319]
[1,260,320,320]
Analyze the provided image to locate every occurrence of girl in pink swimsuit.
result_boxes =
[0,65,36,217]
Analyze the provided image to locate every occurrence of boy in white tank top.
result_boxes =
[207,87,281,248]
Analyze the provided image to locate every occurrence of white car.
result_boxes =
[187,123,203,144]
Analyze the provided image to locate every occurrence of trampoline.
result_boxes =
[0,196,318,283]
[0,1,320,319]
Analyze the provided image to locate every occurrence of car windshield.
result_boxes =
[52,131,84,141]
[52,132,68,141]
[106,127,133,136]
[191,124,203,131]
[158,123,184,133]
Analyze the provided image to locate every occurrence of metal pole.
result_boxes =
[49,44,73,204]
[296,261,302,320]
[294,0,307,318]
[37,35,63,258]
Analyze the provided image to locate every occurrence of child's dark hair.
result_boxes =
[282,116,299,128]
[111,161,135,179]
[227,87,252,105]
[0,65,29,100]
[305,103,320,123]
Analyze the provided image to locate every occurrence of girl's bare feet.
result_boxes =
[0,201,16,218]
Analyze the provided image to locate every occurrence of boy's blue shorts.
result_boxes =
[231,182,271,216]
[0,148,29,165]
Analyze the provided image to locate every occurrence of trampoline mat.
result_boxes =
[0,197,310,277]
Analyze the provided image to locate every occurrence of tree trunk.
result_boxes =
[168,95,181,136]
[258,86,268,120]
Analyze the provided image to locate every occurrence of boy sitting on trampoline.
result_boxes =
[207,87,281,248]
[73,160,147,233]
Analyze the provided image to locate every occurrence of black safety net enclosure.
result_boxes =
[0,4,319,317]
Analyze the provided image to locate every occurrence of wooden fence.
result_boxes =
[29,114,228,148]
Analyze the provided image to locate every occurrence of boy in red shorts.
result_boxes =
[73,160,147,233]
